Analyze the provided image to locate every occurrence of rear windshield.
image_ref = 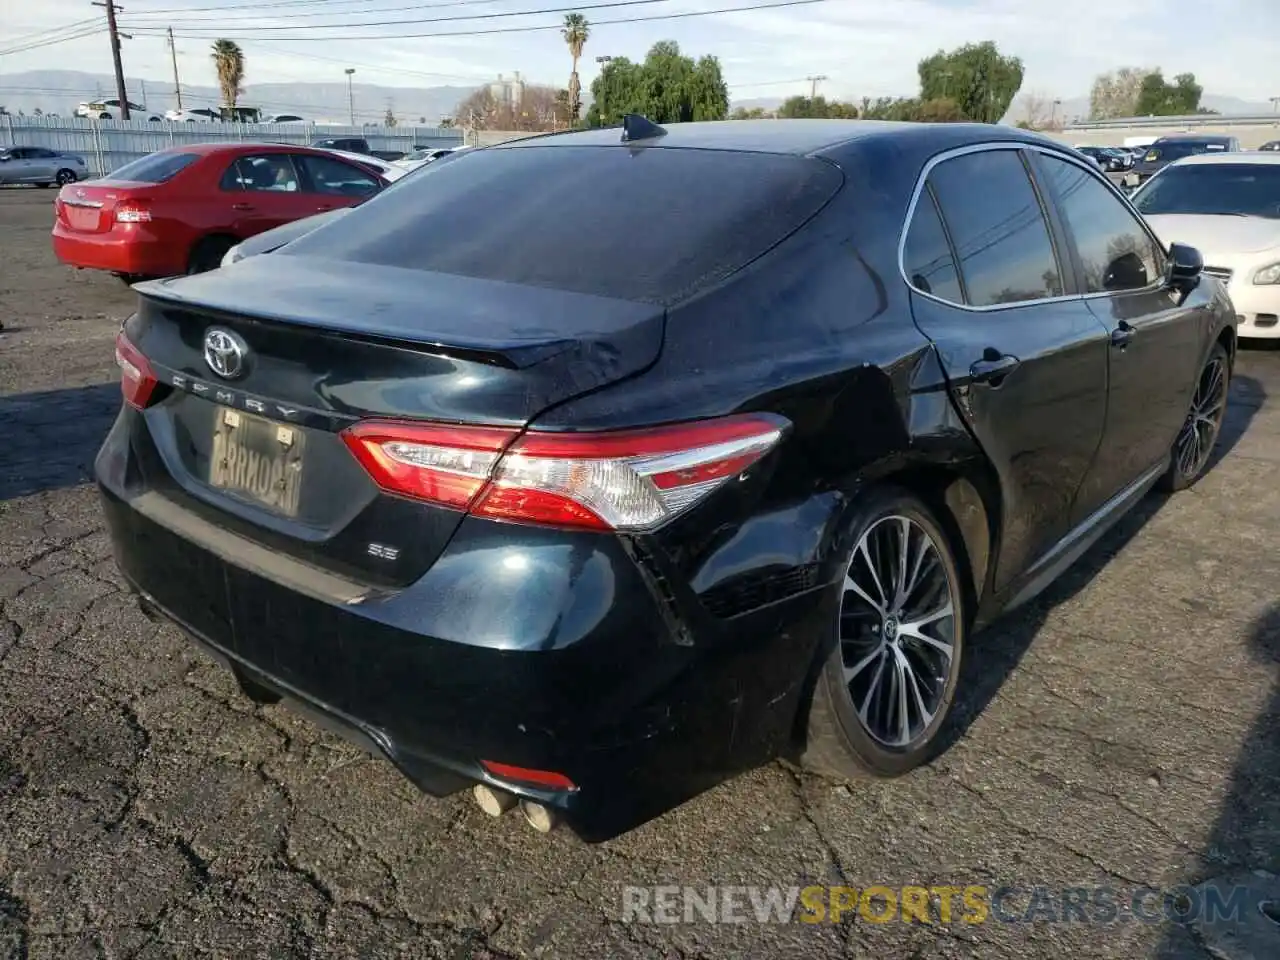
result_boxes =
[281,144,844,304]
[109,151,199,183]
[1133,164,1280,218]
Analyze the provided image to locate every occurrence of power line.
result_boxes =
[127,0,762,34]
[2,16,103,47]
[126,0,505,21]
[136,0,829,42]
[0,24,104,56]
[126,0,479,14]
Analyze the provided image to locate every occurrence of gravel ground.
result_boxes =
[1,187,1278,960]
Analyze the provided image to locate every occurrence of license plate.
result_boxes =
[67,207,98,230]
[209,407,305,516]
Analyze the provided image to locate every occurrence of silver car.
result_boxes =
[0,146,89,187]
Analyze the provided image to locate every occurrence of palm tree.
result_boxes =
[561,14,589,123]
[211,39,245,113]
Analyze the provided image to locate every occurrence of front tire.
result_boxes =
[1159,342,1230,492]
[801,488,967,780]
[55,168,77,186]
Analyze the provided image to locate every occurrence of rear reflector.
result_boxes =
[480,760,577,792]
[114,330,159,409]
[339,414,787,531]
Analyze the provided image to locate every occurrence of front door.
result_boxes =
[903,146,1110,591]
[1028,152,1206,521]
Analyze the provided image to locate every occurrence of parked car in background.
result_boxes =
[165,108,222,123]
[75,98,161,121]
[318,148,407,182]
[311,136,405,162]
[392,145,468,172]
[52,142,390,282]
[1260,141,1280,152]
[99,120,1234,841]
[1075,146,1133,172]
[1132,151,1280,338]
[0,146,88,187]
[261,114,308,124]
[1123,135,1240,187]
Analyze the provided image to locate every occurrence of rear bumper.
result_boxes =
[96,408,828,839]
[52,221,182,276]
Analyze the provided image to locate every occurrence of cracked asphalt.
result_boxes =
[2,188,1279,959]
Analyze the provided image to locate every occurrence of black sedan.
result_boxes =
[1124,134,1240,186]
[1075,145,1132,172]
[99,118,1236,840]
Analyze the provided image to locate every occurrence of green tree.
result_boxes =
[918,41,1023,123]
[561,13,590,123]
[730,106,770,119]
[211,39,245,110]
[1134,70,1203,115]
[1090,67,1151,120]
[588,41,728,126]
[776,95,858,119]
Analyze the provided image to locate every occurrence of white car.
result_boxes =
[319,148,407,182]
[75,98,161,121]
[260,114,308,124]
[165,108,222,123]
[392,145,468,172]
[1132,152,1280,337]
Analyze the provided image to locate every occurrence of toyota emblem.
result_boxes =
[203,328,249,380]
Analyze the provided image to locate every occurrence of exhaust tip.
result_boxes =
[472,783,517,818]
[519,799,559,834]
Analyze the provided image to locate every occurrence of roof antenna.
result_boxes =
[620,113,668,143]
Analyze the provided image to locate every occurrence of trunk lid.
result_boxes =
[125,255,665,584]
[56,179,146,234]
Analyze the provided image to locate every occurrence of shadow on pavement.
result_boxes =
[0,382,119,501]
[1153,604,1280,959]
[943,371,1265,751]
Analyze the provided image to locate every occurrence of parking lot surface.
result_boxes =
[1,187,1278,959]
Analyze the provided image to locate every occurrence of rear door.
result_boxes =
[218,153,316,236]
[1029,150,1203,519]
[904,145,1110,591]
[26,148,57,181]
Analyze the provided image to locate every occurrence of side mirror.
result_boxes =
[1166,242,1203,293]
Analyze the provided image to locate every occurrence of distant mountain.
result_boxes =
[0,69,484,125]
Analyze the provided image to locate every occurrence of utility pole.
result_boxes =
[168,27,182,110]
[344,68,356,126]
[92,0,131,119]
[806,75,828,99]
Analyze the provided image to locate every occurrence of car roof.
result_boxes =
[493,119,1057,158]
[1169,151,1280,166]
[1152,134,1234,143]
[157,142,330,157]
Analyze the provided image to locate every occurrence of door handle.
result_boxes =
[969,353,1020,385]
[1110,321,1136,347]
[231,202,254,211]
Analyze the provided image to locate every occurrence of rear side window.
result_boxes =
[109,151,199,184]
[928,150,1063,307]
[282,145,843,304]
[903,188,964,303]
[221,155,301,192]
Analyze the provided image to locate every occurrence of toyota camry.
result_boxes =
[98,117,1236,840]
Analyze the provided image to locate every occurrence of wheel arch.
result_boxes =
[187,232,241,272]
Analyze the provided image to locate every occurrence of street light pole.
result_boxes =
[344,68,355,126]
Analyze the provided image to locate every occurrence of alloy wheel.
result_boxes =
[1175,356,1227,480]
[840,515,957,748]
[56,170,76,186]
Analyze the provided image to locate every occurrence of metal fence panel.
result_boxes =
[0,115,462,177]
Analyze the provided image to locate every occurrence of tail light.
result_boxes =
[341,414,786,531]
[115,201,151,223]
[114,331,159,409]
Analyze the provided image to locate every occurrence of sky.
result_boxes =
[4,0,1280,108]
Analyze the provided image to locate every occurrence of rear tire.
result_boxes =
[1158,342,1230,492]
[187,236,236,275]
[800,487,967,780]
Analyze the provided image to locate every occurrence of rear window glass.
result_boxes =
[109,151,199,183]
[281,145,843,304]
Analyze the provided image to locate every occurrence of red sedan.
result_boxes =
[53,142,390,281]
